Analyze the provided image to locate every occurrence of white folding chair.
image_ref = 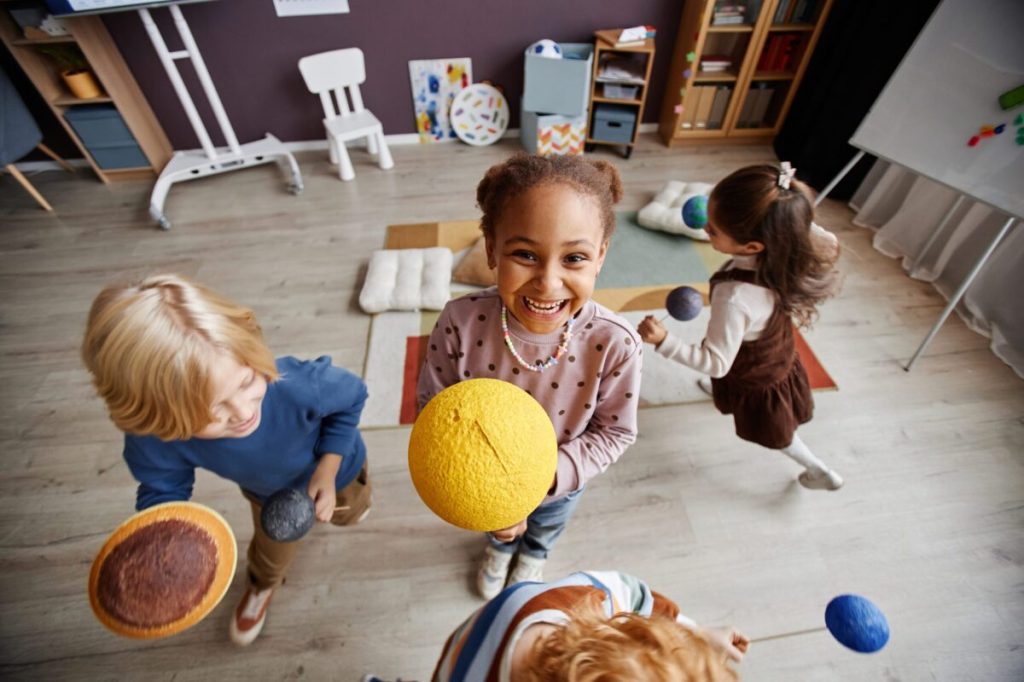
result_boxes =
[298,48,394,181]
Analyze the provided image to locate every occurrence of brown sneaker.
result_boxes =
[229,585,274,646]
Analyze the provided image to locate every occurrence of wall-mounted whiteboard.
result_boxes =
[849,0,1024,219]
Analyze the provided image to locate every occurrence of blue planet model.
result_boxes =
[825,594,890,653]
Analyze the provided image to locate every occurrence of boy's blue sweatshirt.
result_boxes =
[124,356,367,510]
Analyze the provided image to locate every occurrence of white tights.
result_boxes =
[779,433,832,474]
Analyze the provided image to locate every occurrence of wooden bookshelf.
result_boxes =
[0,3,171,183]
[658,0,833,145]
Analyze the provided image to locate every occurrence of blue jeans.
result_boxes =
[487,488,584,559]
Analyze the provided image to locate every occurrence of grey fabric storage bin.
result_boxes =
[88,144,149,169]
[523,43,593,117]
[64,105,147,169]
[64,105,137,146]
[591,104,636,144]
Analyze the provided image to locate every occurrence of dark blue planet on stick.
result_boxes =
[261,488,315,542]
[825,594,890,653]
[665,285,704,322]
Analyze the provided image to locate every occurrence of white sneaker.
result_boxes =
[798,468,844,491]
[229,585,275,646]
[508,554,545,585]
[697,377,713,397]
[476,546,513,599]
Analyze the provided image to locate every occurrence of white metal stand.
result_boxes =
[138,4,302,229]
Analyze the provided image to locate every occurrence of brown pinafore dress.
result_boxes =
[709,268,813,450]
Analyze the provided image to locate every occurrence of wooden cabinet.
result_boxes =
[658,0,832,145]
[586,30,655,159]
[0,4,171,183]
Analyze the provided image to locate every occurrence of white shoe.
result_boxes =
[798,468,844,491]
[229,585,275,646]
[508,554,545,585]
[477,546,513,599]
[697,377,713,397]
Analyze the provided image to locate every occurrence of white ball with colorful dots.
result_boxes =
[528,39,563,59]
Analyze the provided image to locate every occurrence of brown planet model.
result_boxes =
[89,502,237,639]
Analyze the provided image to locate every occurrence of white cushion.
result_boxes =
[637,180,713,241]
[359,247,453,313]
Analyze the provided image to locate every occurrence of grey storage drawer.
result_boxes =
[591,104,637,144]
[523,43,593,117]
[64,105,147,169]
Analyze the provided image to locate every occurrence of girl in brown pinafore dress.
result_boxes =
[639,163,843,491]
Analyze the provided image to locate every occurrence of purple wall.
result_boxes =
[101,0,684,149]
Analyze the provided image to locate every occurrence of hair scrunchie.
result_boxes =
[777,161,796,190]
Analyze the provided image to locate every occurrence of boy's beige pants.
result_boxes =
[241,464,371,590]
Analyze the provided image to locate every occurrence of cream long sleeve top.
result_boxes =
[656,223,838,377]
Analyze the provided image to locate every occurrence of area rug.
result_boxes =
[360,214,835,428]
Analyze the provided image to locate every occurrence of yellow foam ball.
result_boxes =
[408,378,557,532]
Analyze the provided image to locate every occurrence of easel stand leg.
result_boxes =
[904,217,1016,371]
[137,5,302,230]
[814,149,865,206]
[908,195,966,276]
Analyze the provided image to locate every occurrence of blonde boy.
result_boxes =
[82,274,371,646]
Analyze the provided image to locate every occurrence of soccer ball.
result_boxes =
[528,39,563,59]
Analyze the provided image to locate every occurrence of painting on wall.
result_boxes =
[408,58,472,143]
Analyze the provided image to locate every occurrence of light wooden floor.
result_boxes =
[1,138,1022,681]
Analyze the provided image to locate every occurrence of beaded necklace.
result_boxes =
[500,303,575,373]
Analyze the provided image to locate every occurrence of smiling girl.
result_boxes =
[417,154,642,599]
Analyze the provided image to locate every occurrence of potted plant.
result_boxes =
[37,44,103,99]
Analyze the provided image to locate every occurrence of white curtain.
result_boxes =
[849,160,1024,379]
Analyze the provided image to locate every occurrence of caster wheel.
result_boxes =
[287,182,304,196]
[156,216,171,230]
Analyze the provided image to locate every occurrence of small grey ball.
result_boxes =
[261,488,315,542]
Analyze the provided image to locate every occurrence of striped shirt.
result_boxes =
[432,571,695,682]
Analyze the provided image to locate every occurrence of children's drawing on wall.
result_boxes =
[408,58,472,143]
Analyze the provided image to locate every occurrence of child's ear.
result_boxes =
[741,240,765,255]
[485,235,497,269]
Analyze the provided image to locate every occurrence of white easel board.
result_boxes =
[849,0,1024,219]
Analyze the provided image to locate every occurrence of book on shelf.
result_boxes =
[595,26,655,48]
[707,86,732,129]
[597,55,647,83]
[757,34,799,71]
[678,85,702,129]
[773,0,792,23]
[748,84,774,127]
[693,85,717,129]
[712,4,746,24]
[700,54,732,72]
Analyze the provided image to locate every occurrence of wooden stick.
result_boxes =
[749,626,827,644]
[36,144,76,173]
[5,165,53,211]
[334,505,350,511]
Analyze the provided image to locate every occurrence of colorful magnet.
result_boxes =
[967,135,980,147]
[683,68,693,78]
[686,51,697,63]
[674,104,684,114]
[995,124,1006,134]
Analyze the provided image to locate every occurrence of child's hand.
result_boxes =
[307,454,342,522]
[491,519,527,543]
[701,625,749,662]
[637,315,668,346]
